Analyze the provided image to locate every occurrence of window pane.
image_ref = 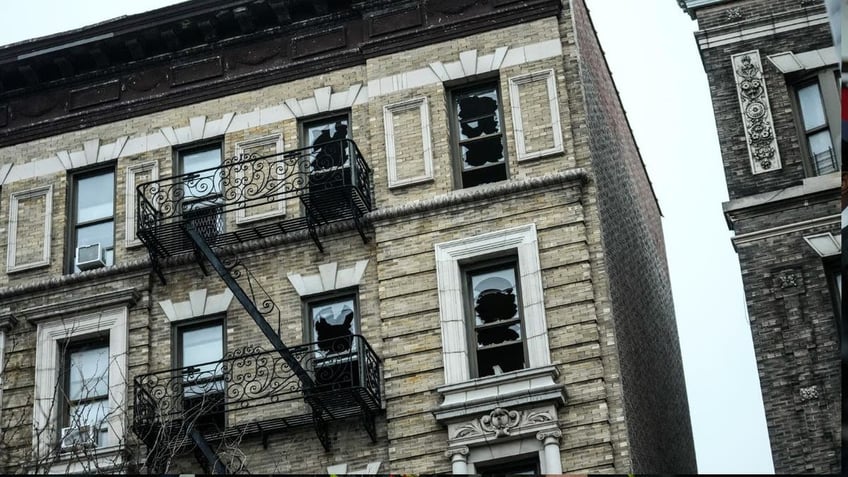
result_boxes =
[305,116,349,169]
[797,83,826,131]
[808,130,836,174]
[76,172,114,223]
[181,147,222,198]
[181,324,223,374]
[75,221,114,271]
[68,346,109,400]
[456,88,501,140]
[311,297,357,353]
[68,399,109,446]
[460,137,505,170]
[471,267,519,326]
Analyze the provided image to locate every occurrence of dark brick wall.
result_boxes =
[569,0,697,472]
[733,198,841,474]
[693,0,842,473]
[698,0,833,199]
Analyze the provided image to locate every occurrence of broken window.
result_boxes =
[452,82,508,188]
[307,294,360,389]
[301,113,353,221]
[464,259,526,378]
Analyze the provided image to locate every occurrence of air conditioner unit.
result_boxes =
[76,243,106,271]
[59,425,96,452]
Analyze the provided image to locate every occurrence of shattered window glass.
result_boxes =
[308,295,360,389]
[453,83,507,188]
[466,261,526,377]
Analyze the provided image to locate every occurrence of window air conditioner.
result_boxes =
[59,425,96,451]
[76,243,106,271]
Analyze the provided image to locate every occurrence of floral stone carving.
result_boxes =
[451,407,555,440]
[731,50,781,174]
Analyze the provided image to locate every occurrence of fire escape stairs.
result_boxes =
[132,140,378,473]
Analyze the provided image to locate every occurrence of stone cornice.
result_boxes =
[0,169,587,300]
[15,287,141,324]
[0,0,560,148]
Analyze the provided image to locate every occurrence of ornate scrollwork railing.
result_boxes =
[136,139,373,256]
[132,334,381,438]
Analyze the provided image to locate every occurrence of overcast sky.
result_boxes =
[0,1,774,473]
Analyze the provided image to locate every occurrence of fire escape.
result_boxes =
[132,139,381,473]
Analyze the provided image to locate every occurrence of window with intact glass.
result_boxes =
[796,77,838,175]
[63,342,109,446]
[71,169,114,273]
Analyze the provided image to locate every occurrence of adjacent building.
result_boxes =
[678,0,842,473]
[0,0,695,473]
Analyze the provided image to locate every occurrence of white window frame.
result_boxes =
[434,223,550,384]
[125,160,159,247]
[7,185,53,272]
[384,97,434,188]
[508,69,564,161]
[33,306,128,461]
[234,134,286,224]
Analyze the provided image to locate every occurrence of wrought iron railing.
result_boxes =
[136,139,373,259]
[132,335,381,448]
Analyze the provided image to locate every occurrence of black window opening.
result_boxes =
[453,82,508,188]
[465,259,527,378]
[61,340,110,449]
[307,294,360,391]
[70,168,115,273]
[178,144,224,241]
[177,319,225,432]
[795,76,838,176]
[301,114,353,221]
[475,456,541,475]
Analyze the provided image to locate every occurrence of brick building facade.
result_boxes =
[678,0,842,474]
[0,0,695,473]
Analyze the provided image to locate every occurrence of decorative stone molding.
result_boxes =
[7,185,52,273]
[772,268,805,297]
[234,134,286,224]
[33,306,129,459]
[725,7,744,21]
[0,308,17,331]
[434,224,551,384]
[282,84,365,118]
[326,461,382,474]
[17,288,140,324]
[287,260,369,297]
[536,428,562,442]
[384,97,434,189]
[800,385,820,401]
[731,50,781,174]
[451,406,556,441]
[158,288,234,322]
[125,161,159,247]
[508,69,564,161]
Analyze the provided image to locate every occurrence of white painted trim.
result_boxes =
[158,288,234,322]
[698,13,829,49]
[326,461,382,474]
[384,97,434,189]
[125,161,159,248]
[7,184,52,273]
[508,69,564,161]
[287,260,369,296]
[1,35,563,186]
[766,46,838,74]
[33,306,128,460]
[234,134,287,224]
[731,214,840,246]
[434,224,550,384]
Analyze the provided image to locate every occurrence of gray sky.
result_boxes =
[0,1,774,473]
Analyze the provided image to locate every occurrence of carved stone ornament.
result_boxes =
[776,271,799,289]
[731,50,782,174]
[800,385,819,401]
[451,407,555,440]
[536,429,562,442]
[725,7,744,21]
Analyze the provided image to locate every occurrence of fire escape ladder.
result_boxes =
[182,222,316,391]
[188,426,230,474]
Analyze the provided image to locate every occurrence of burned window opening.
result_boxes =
[465,260,527,378]
[302,114,353,222]
[307,294,361,390]
[453,83,507,188]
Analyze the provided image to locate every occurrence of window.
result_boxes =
[69,168,114,273]
[306,293,360,389]
[301,113,353,220]
[178,144,224,240]
[176,319,225,431]
[475,456,540,475]
[794,71,839,176]
[61,340,109,448]
[464,259,526,378]
[451,82,508,188]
